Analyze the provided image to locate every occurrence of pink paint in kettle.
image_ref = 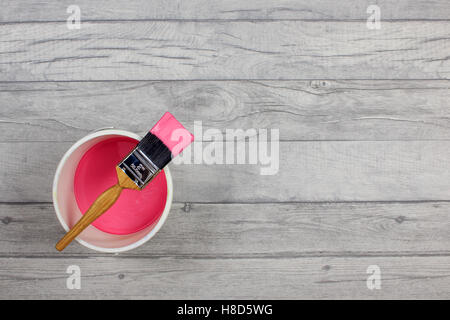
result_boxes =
[73,112,193,235]
[74,136,168,235]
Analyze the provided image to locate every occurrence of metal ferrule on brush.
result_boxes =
[118,132,173,189]
[118,148,160,189]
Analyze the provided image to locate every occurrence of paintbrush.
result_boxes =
[56,112,194,251]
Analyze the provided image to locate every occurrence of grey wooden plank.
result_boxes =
[0,256,449,299]
[1,0,449,22]
[0,141,449,202]
[1,202,449,256]
[0,21,448,81]
[1,80,449,142]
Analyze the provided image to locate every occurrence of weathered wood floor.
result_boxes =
[0,1,449,299]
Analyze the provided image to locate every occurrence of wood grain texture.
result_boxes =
[0,21,449,81]
[0,202,449,257]
[2,0,450,22]
[1,1,449,300]
[0,256,449,299]
[0,80,449,142]
[1,141,449,202]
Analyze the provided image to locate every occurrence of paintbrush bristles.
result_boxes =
[137,132,172,169]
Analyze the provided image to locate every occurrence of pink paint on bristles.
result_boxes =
[150,112,194,157]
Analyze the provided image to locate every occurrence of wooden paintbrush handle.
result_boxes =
[55,184,123,251]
